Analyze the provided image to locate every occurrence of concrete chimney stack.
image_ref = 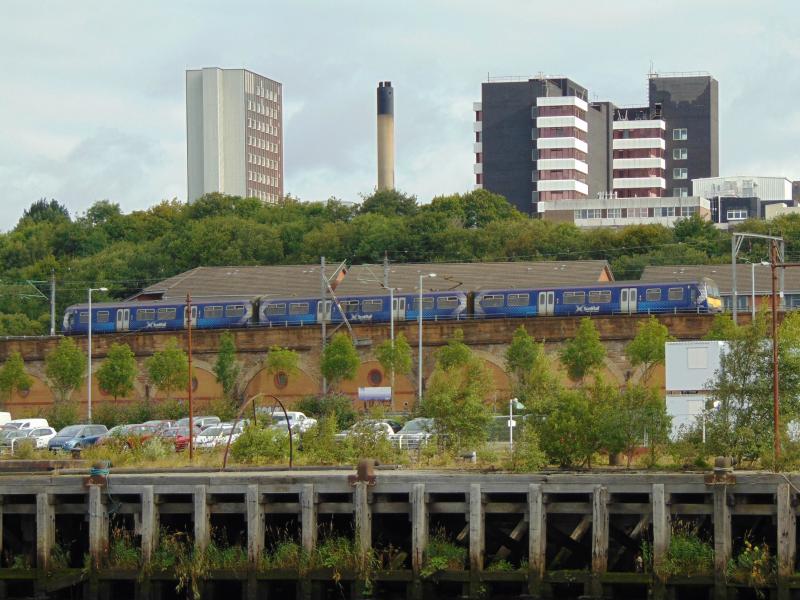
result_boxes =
[376,81,395,191]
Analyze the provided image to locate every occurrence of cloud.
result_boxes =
[0,0,798,229]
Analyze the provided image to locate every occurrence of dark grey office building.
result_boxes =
[648,74,719,197]
[475,72,718,216]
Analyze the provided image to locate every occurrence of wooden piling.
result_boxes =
[301,483,317,554]
[712,485,731,576]
[36,492,54,569]
[193,485,210,553]
[140,485,157,565]
[652,483,669,575]
[247,484,264,566]
[89,485,109,567]
[528,483,546,597]
[776,481,796,579]
[411,483,427,576]
[591,485,609,574]
[354,481,371,556]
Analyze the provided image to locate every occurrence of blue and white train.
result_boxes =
[61,278,721,335]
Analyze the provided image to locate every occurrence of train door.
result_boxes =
[621,288,638,314]
[115,308,130,332]
[183,305,197,328]
[316,300,332,323]
[538,292,555,316]
[393,297,406,321]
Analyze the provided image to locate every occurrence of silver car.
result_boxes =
[390,418,434,449]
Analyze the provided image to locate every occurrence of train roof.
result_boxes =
[65,296,258,311]
[641,264,800,295]
[131,261,614,300]
[475,280,709,293]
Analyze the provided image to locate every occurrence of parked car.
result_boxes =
[262,410,317,434]
[3,418,50,432]
[1,427,57,453]
[334,420,394,442]
[194,423,243,449]
[142,420,176,434]
[48,424,108,452]
[176,416,221,431]
[0,412,12,428]
[390,418,434,449]
[165,426,200,452]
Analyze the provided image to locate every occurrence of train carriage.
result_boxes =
[62,297,255,335]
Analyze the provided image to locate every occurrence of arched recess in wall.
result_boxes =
[3,373,54,416]
[243,363,319,408]
[468,350,513,409]
[338,360,415,413]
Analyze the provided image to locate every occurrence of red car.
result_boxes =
[162,426,200,452]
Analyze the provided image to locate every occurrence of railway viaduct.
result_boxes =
[0,313,724,416]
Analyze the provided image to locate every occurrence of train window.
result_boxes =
[507,293,530,307]
[225,305,246,318]
[96,311,110,323]
[137,309,155,321]
[646,288,662,302]
[157,308,176,320]
[668,287,684,301]
[563,291,586,304]
[412,297,435,311]
[362,299,383,313]
[79,312,89,324]
[437,296,459,309]
[264,304,285,316]
[479,295,504,308]
[588,290,611,304]
[289,302,309,315]
[205,306,224,318]
[339,300,359,312]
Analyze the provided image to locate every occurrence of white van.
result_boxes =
[3,418,49,431]
[0,413,11,427]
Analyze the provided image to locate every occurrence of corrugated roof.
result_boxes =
[640,264,800,294]
[134,261,614,300]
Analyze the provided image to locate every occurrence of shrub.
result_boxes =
[661,521,714,577]
[230,424,288,464]
[93,402,129,428]
[260,538,307,571]
[208,397,238,422]
[510,421,547,472]
[13,439,36,459]
[296,394,357,430]
[421,530,466,578]
[47,401,79,431]
[107,527,141,568]
[300,417,348,465]
[343,420,401,464]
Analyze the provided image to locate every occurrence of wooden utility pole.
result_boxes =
[187,293,194,461]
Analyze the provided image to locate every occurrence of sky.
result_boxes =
[1,0,799,227]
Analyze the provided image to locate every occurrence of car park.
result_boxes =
[3,418,50,432]
[334,420,394,442]
[1,427,56,453]
[194,423,243,449]
[390,417,434,449]
[176,416,220,431]
[142,420,176,434]
[48,424,108,452]
[263,410,317,434]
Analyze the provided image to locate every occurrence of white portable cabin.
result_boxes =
[664,341,727,436]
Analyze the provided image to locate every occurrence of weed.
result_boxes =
[49,543,71,570]
[421,529,466,578]
[661,521,714,577]
[485,559,515,572]
[727,536,775,592]
[107,527,141,568]
[230,423,288,464]
[9,554,31,570]
[204,541,248,571]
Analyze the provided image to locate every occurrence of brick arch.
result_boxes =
[338,359,416,413]
[243,363,319,409]
[468,350,512,408]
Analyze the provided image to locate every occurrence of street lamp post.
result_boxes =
[418,273,436,401]
[87,286,108,423]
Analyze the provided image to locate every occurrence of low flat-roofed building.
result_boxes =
[132,260,615,301]
[692,175,793,202]
[540,195,710,228]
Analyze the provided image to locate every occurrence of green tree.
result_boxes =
[625,317,675,383]
[45,337,87,403]
[359,189,418,217]
[320,333,360,391]
[504,326,559,407]
[559,318,606,382]
[419,331,493,451]
[375,332,413,380]
[605,384,671,467]
[146,338,189,401]
[0,351,33,404]
[96,343,138,401]
[213,332,240,400]
[703,313,741,341]
[264,345,300,378]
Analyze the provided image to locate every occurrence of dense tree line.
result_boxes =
[2,189,799,336]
